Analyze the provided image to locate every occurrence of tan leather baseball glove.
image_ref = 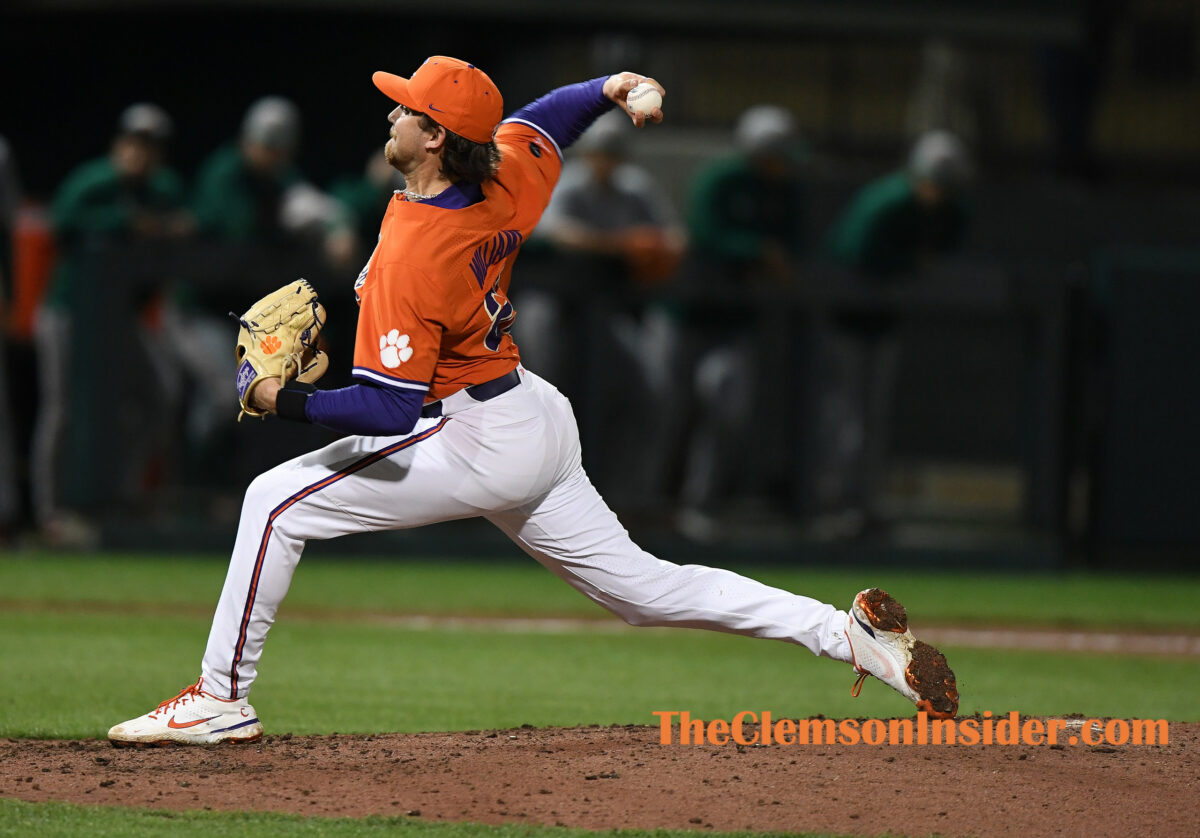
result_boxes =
[233,279,328,420]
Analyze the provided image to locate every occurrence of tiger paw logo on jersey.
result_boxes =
[379,329,414,368]
[259,335,282,355]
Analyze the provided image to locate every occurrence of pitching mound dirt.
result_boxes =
[2,721,1196,837]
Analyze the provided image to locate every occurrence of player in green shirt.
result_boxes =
[192,97,303,244]
[828,131,970,277]
[812,130,972,538]
[676,106,807,541]
[688,106,806,283]
[34,104,191,547]
[44,106,190,311]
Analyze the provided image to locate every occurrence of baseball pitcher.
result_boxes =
[108,57,957,746]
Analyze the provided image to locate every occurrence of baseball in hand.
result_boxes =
[626,83,662,116]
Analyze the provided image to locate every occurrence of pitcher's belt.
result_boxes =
[421,368,521,418]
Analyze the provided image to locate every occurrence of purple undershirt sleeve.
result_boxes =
[508,77,614,150]
[305,381,425,436]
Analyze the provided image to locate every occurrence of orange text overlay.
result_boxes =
[652,711,1169,747]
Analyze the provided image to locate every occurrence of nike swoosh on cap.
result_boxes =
[167,715,220,729]
[428,104,445,113]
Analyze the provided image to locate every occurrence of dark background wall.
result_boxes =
[3,7,511,198]
[4,0,1196,197]
[2,0,1198,565]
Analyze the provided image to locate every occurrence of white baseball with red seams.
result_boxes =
[625,83,662,115]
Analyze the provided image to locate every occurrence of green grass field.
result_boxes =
[4,553,1198,628]
[2,552,1198,836]
[0,799,849,838]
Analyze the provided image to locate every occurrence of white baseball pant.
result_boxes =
[201,368,852,699]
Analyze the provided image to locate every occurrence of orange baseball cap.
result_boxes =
[373,56,503,144]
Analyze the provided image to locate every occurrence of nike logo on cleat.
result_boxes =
[853,615,876,638]
[167,715,220,729]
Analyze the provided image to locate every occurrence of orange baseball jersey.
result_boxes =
[351,121,562,402]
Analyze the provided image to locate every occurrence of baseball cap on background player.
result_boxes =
[118,103,173,143]
[242,96,301,152]
[574,111,631,159]
[372,56,503,144]
[908,130,972,192]
[735,105,806,164]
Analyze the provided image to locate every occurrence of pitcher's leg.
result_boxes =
[489,467,851,661]
[201,441,369,699]
[202,419,458,698]
[201,464,320,700]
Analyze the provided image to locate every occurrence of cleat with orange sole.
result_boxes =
[846,587,959,719]
[107,678,264,747]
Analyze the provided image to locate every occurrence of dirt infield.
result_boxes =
[2,721,1195,837]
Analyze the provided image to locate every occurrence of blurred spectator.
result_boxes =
[185,97,350,436]
[688,105,806,283]
[6,179,56,543]
[535,113,684,287]
[674,105,806,540]
[515,112,685,505]
[815,130,973,537]
[828,131,971,276]
[194,96,300,243]
[194,96,341,246]
[0,136,21,539]
[34,104,190,547]
[179,97,344,454]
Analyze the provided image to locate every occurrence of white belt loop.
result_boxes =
[436,389,476,417]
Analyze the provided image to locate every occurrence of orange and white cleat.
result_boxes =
[845,588,959,719]
[107,678,263,747]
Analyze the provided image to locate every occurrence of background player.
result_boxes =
[107,57,957,746]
